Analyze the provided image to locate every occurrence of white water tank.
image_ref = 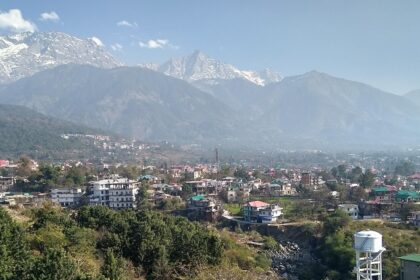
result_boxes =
[354,230,382,253]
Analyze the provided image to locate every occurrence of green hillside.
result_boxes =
[0,103,100,156]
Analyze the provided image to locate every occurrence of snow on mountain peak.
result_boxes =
[0,31,122,83]
[146,51,282,86]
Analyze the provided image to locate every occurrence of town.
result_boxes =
[0,152,419,279]
[0,2,419,279]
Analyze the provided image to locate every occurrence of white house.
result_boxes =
[242,201,283,223]
[51,188,83,207]
[0,176,15,191]
[338,203,359,219]
[258,204,283,223]
[89,178,139,209]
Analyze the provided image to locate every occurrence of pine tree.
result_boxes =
[101,249,125,280]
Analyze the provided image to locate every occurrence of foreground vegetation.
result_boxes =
[0,204,278,280]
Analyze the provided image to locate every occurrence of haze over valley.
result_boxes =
[0,32,420,152]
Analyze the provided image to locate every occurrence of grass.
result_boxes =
[224,203,242,216]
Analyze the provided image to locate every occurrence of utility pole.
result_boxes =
[215,148,219,180]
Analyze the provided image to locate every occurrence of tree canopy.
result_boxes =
[0,204,224,280]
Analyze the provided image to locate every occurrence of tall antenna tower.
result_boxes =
[354,230,385,280]
[215,148,219,180]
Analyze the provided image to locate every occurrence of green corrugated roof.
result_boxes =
[399,254,420,263]
[373,187,388,193]
[396,190,419,198]
[191,195,205,201]
[272,179,286,184]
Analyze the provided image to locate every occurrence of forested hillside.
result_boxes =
[0,104,101,156]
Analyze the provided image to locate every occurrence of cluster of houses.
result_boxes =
[60,134,156,152]
[1,157,419,226]
[47,175,286,224]
[336,188,420,225]
[182,177,298,203]
[0,192,49,207]
[368,185,419,204]
[178,178,285,223]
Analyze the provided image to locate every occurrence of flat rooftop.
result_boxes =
[399,254,420,263]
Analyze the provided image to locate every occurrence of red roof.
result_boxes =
[386,185,397,192]
[366,197,380,205]
[409,173,420,180]
[247,201,269,207]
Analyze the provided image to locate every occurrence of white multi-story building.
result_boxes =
[259,204,283,223]
[242,201,283,223]
[51,188,83,207]
[89,178,139,209]
[338,203,359,219]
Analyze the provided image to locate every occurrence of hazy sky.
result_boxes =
[0,0,419,94]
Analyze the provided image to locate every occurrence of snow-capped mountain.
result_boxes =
[0,32,122,83]
[142,50,282,86]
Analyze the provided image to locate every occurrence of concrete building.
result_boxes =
[0,176,15,191]
[187,195,220,222]
[371,186,397,203]
[184,180,217,196]
[1,192,49,207]
[224,182,250,203]
[412,211,420,227]
[269,179,297,196]
[258,204,283,223]
[399,254,420,280]
[89,178,139,209]
[338,203,359,219]
[51,188,83,207]
[301,172,312,186]
[242,201,283,223]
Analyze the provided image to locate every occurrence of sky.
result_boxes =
[0,0,419,94]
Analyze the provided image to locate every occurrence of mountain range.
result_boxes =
[141,50,282,86]
[0,32,121,83]
[405,89,420,107]
[0,31,420,151]
[259,71,420,148]
[0,64,238,143]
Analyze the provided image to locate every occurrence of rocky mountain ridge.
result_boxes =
[0,31,121,83]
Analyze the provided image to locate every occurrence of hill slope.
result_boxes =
[193,78,265,114]
[258,71,420,148]
[0,104,101,154]
[404,89,420,107]
[0,64,237,143]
